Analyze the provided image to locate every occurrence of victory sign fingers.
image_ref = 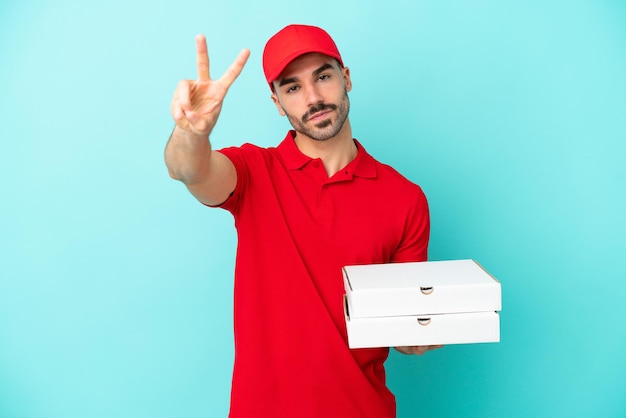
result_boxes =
[171,35,250,135]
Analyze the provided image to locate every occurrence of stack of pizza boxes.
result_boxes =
[343,260,501,349]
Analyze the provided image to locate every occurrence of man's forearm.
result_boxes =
[164,126,213,184]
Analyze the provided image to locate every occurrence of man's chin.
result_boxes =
[295,127,335,142]
[314,117,332,126]
[309,128,340,141]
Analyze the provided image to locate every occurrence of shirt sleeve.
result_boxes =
[212,146,250,215]
[390,185,430,263]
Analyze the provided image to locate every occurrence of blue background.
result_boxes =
[1,1,625,417]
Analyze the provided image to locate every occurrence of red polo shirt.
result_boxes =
[217,131,429,418]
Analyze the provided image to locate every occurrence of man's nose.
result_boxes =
[304,84,323,107]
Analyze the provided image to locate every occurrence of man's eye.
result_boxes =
[319,74,330,81]
[286,85,299,93]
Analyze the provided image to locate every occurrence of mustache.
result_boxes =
[302,103,337,123]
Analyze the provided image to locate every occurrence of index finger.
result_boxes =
[196,34,210,81]
[218,48,251,89]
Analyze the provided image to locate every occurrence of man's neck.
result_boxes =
[293,120,357,178]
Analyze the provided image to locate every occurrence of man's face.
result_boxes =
[271,53,352,141]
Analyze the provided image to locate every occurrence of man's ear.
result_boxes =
[271,93,286,116]
[343,67,352,93]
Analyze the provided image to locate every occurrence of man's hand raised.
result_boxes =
[171,35,250,137]
[165,35,247,204]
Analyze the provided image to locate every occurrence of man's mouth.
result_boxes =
[303,103,337,123]
[308,110,331,121]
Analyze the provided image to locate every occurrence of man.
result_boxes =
[165,24,440,418]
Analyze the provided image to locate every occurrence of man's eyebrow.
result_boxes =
[278,63,336,87]
[278,77,297,87]
[313,63,334,77]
